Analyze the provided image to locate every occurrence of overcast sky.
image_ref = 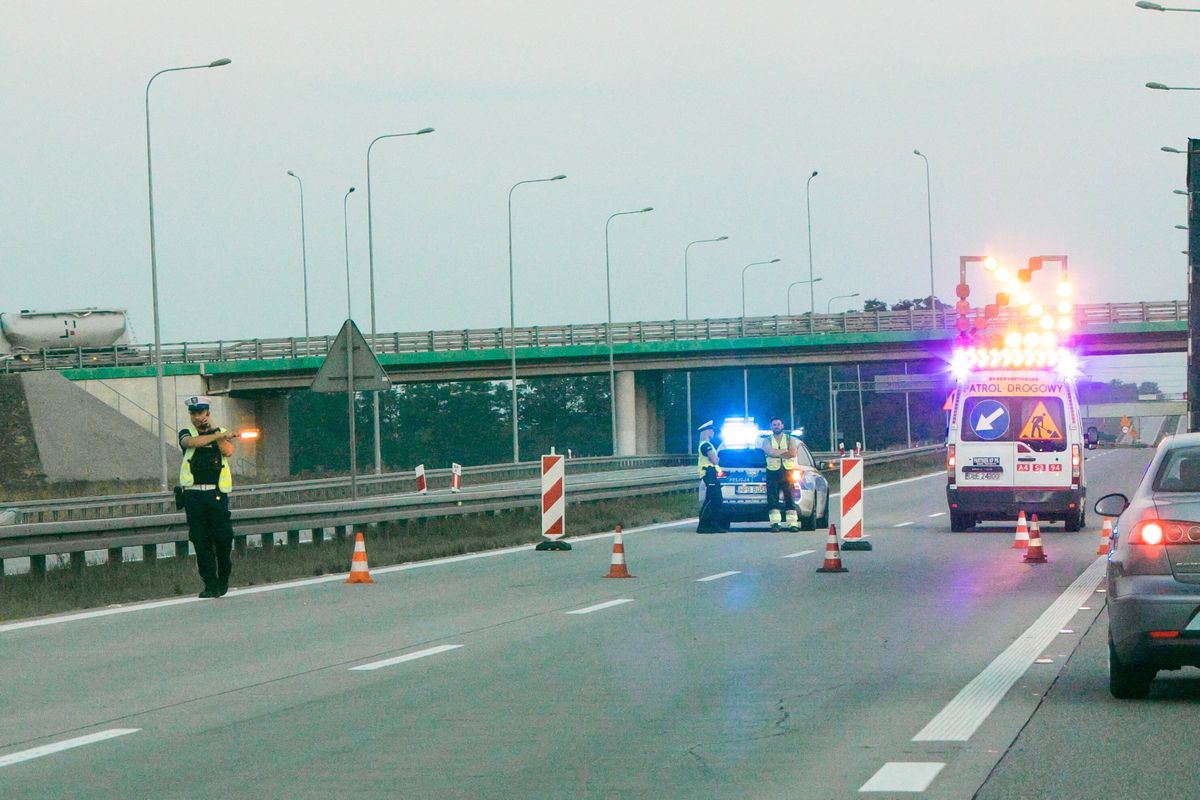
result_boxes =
[1,1,1192,386]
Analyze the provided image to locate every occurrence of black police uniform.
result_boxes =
[697,438,728,533]
[179,426,235,596]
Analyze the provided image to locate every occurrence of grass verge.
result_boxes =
[0,452,944,623]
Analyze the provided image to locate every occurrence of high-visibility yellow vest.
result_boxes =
[765,433,798,471]
[698,440,718,476]
[180,425,233,493]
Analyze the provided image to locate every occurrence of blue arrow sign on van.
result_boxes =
[970,399,1009,441]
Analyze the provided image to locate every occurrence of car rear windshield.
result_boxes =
[720,448,766,468]
[960,395,1068,453]
[1153,445,1200,492]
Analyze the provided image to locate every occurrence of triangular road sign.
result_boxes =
[311,319,391,393]
[1018,400,1063,441]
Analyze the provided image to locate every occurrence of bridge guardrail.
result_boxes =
[0,301,1185,372]
[0,446,943,574]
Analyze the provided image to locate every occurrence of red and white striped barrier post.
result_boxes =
[536,451,571,551]
[839,456,872,551]
[414,464,427,495]
[450,462,462,493]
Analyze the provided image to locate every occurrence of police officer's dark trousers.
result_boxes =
[765,468,797,514]
[698,466,726,532]
[184,489,234,591]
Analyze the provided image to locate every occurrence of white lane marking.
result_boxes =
[860,762,945,793]
[567,599,634,615]
[894,522,915,528]
[696,571,741,582]
[1,473,946,635]
[349,644,463,671]
[780,550,816,559]
[912,557,1107,742]
[0,729,139,769]
[928,512,946,518]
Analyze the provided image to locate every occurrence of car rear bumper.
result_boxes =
[946,485,1083,521]
[713,486,825,522]
[1109,573,1200,666]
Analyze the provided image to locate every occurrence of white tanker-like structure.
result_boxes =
[0,308,132,357]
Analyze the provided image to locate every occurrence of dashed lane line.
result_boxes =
[780,550,817,559]
[566,599,635,615]
[0,729,139,769]
[893,522,915,528]
[860,762,946,793]
[696,571,741,582]
[349,644,463,672]
[927,512,946,518]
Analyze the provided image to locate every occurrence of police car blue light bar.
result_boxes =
[720,417,763,448]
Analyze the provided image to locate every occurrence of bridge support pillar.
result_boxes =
[635,371,666,455]
[615,371,666,455]
[615,371,637,455]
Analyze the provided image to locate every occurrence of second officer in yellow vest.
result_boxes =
[178,395,238,598]
[761,415,800,531]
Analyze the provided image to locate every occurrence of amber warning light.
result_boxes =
[237,429,261,440]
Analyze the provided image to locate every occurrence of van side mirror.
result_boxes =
[1085,426,1099,450]
[1094,493,1129,517]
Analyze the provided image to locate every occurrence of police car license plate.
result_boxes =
[736,485,766,494]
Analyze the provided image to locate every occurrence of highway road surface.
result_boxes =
[1,448,1191,799]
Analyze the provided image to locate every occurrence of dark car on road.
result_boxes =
[1096,432,1200,698]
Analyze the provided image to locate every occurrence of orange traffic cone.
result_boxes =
[603,525,634,578]
[1012,510,1030,549]
[816,524,848,573]
[346,532,374,584]
[1023,514,1047,563]
[1097,517,1113,556]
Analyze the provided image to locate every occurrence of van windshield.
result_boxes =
[960,396,1068,453]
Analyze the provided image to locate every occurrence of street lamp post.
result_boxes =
[784,276,822,429]
[343,187,356,318]
[286,170,310,356]
[827,292,861,314]
[1161,139,1200,431]
[145,57,231,493]
[805,170,819,315]
[913,149,935,302]
[785,278,822,316]
[740,258,781,416]
[342,186,357,493]
[365,127,434,474]
[684,235,728,453]
[508,174,567,464]
[605,207,654,454]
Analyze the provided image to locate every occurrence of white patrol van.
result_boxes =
[946,370,1089,532]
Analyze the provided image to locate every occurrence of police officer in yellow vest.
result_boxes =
[696,420,729,533]
[178,395,238,598]
[761,415,800,531]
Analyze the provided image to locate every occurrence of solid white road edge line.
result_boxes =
[911,557,1107,742]
[2,472,945,635]
[696,571,741,582]
[0,728,139,769]
[566,599,634,615]
[860,762,946,793]
[349,644,463,671]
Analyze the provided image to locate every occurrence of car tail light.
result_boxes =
[1071,444,1081,480]
[1150,631,1181,639]
[1127,519,1200,545]
[947,445,956,484]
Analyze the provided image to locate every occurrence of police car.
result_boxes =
[711,417,830,530]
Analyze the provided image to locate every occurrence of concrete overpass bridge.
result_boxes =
[1,300,1185,472]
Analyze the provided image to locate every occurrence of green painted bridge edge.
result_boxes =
[59,320,1183,381]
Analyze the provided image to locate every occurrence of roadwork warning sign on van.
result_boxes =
[1018,400,1063,441]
